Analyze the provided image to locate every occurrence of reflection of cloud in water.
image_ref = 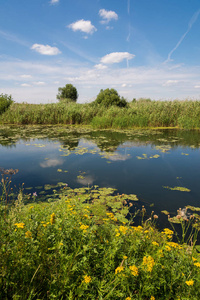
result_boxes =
[76,175,95,185]
[78,138,97,149]
[40,158,64,168]
[101,153,130,161]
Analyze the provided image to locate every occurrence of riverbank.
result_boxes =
[1,181,200,299]
[1,99,200,129]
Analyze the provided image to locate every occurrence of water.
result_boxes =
[0,125,200,228]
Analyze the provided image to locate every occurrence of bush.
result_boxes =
[0,94,13,114]
[95,88,127,108]
[57,84,78,102]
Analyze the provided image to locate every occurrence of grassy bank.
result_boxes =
[1,177,200,299]
[1,99,200,129]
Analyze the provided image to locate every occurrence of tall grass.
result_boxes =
[1,99,200,129]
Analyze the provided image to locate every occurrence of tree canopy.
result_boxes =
[95,88,127,108]
[57,84,78,102]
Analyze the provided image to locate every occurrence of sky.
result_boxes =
[0,0,200,104]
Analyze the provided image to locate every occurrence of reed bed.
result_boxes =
[1,99,200,129]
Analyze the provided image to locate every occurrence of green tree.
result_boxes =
[95,88,127,107]
[0,94,13,114]
[57,84,78,102]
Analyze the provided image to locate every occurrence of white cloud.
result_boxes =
[94,64,108,70]
[33,81,45,86]
[194,85,200,89]
[31,44,61,55]
[99,9,118,24]
[162,80,179,86]
[50,0,59,4]
[20,74,32,79]
[100,52,135,64]
[68,20,97,34]
[122,83,127,87]
[21,83,31,87]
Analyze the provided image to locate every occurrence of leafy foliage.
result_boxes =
[95,88,128,108]
[0,93,13,115]
[1,176,200,299]
[57,84,78,102]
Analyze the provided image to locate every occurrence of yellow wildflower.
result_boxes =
[192,257,197,262]
[15,222,25,229]
[125,297,131,300]
[152,241,159,246]
[50,213,56,225]
[162,228,173,237]
[119,226,128,234]
[116,232,120,237]
[59,242,63,246]
[83,275,91,284]
[123,256,128,259]
[129,265,139,276]
[143,256,155,272]
[167,242,182,249]
[150,297,155,300]
[80,224,89,232]
[165,245,171,251]
[25,231,32,238]
[185,280,194,286]
[115,266,124,274]
[194,262,200,268]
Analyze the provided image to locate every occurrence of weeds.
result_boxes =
[0,179,200,299]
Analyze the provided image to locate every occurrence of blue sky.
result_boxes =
[0,0,200,103]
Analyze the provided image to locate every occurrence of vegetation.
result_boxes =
[0,93,13,115]
[95,88,128,108]
[1,97,200,129]
[57,84,78,102]
[0,171,200,299]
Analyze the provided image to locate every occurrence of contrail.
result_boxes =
[165,9,200,63]
[127,0,130,15]
[126,0,131,42]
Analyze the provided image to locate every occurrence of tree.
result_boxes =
[57,84,78,102]
[95,88,127,108]
[0,94,13,114]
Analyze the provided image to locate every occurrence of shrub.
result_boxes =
[0,94,13,114]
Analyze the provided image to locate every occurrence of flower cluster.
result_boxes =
[15,222,25,229]
[142,256,155,272]
[129,265,138,276]
[83,275,91,284]
[115,266,124,274]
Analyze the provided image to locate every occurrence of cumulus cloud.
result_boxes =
[21,83,31,87]
[68,20,97,34]
[94,64,108,70]
[20,74,32,79]
[162,80,179,86]
[33,81,45,86]
[100,52,135,64]
[50,0,59,4]
[31,44,61,55]
[194,85,200,89]
[99,9,118,24]
[121,83,127,87]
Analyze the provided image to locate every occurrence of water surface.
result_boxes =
[1,125,200,228]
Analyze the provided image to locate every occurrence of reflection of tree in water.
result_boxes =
[0,125,200,150]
